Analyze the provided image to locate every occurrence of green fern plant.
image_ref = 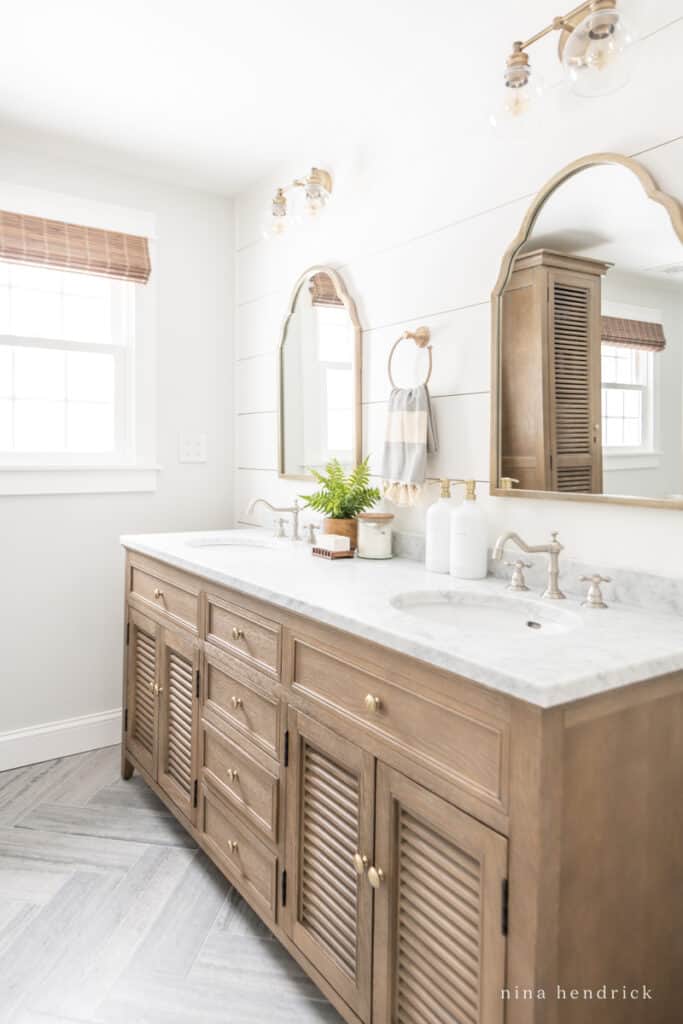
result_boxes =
[301,457,381,519]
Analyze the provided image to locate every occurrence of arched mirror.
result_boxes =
[278,265,361,480]
[492,153,683,509]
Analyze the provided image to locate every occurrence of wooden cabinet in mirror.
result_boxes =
[491,152,683,509]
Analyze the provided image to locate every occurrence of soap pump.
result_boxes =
[425,478,455,574]
[449,479,488,580]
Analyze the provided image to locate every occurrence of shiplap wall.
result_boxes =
[234,12,683,577]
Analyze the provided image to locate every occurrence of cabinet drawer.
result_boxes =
[291,638,507,808]
[201,720,279,843]
[200,782,278,925]
[207,595,280,677]
[204,649,280,760]
[130,564,198,632]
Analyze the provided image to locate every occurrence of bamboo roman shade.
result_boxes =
[309,271,342,307]
[0,210,151,284]
[602,315,666,352]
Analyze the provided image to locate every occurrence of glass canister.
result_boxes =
[356,512,394,559]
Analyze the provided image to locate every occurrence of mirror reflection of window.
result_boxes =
[280,269,358,479]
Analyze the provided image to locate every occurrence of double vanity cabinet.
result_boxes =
[121,544,682,1024]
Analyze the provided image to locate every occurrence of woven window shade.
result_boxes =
[0,210,151,284]
[602,315,666,352]
[309,271,342,307]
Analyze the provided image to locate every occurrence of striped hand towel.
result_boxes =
[381,384,438,507]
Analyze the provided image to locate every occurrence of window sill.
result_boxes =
[603,450,661,472]
[0,464,161,496]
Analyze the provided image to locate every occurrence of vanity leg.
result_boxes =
[121,752,134,780]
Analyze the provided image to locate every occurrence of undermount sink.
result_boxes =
[390,589,582,637]
[185,534,274,550]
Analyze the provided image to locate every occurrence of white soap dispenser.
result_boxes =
[425,478,455,573]
[449,480,488,580]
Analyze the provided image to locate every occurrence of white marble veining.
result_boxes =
[121,529,683,708]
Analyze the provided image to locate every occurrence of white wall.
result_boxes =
[233,14,683,580]
[0,146,234,763]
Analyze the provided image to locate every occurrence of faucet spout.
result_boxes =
[492,530,565,600]
[246,497,302,541]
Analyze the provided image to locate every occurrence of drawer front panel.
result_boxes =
[201,721,279,843]
[207,597,280,676]
[200,783,277,924]
[130,565,198,632]
[291,639,507,808]
[204,650,280,759]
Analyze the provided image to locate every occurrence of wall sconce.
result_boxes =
[263,167,333,239]
[490,0,635,127]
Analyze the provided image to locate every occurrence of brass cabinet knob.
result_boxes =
[353,852,369,876]
[368,866,385,889]
[226,768,239,783]
[153,587,164,599]
[227,840,238,853]
[231,626,244,641]
[231,696,243,709]
[153,683,163,696]
[364,694,382,714]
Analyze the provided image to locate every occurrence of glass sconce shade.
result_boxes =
[490,60,545,128]
[562,6,635,97]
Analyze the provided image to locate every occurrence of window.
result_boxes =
[601,343,653,450]
[0,262,134,464]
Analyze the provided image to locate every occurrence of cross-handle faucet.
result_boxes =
[492,531,566,600]
[247,497,302,541]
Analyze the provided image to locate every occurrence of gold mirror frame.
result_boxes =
[278,264,362,481]
[490,151,683,511]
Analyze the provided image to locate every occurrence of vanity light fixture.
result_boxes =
[491,0,635,127]
[263,167,333,239]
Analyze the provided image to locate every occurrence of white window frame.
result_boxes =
[0,185,158,495]
[601,301,663,472]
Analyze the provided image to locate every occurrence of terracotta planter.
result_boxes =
[321,517,358,551]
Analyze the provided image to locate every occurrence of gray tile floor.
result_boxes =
[0,746,344,1024]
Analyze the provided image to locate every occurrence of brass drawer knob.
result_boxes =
[226,768,239,783]
[231,626,244,641]
[231,696,243,709]
[353,852,368,876]
[368,866,385,889]
[153,587,164,600]
[364,693,382,713]
[153,683,163,696]
[227,840,239,854]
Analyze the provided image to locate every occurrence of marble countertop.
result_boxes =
[121,529,683,709]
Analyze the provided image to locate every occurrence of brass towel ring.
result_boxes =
[387,326,432,388]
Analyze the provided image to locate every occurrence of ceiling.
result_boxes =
[0,1,678,197]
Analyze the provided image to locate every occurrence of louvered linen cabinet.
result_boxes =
[500,249,609,494]
[122,549,683,1024]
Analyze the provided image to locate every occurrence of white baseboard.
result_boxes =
[0,709,122,772]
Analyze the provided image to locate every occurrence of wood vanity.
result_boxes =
[121,549,682,1024]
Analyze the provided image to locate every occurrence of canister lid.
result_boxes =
[357,512,394,521]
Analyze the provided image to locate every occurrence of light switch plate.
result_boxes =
[179,433,207,463]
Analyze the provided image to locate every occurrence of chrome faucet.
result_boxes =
[492,531,565,600]
[247,497,302,541]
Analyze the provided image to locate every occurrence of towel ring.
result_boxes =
[387,326,432,388]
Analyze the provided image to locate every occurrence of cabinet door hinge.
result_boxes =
[501,878,509,936]
[283,730,289,768]
[281,869,287,907]
[124,708,128,732]
[195,668,200,699]
[126,621,130,646]
[193,779,198,808]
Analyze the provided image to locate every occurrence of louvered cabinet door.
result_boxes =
[125,608,159,777]
[284,711,375,1023]
[548,269,603,493]
[157,627,199,823]
[372,765,508,1024]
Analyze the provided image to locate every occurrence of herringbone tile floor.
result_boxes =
[0,745,344,1024]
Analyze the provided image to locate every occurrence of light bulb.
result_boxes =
[490,49,544,129]
[562,4,635,97]
[304,182,330,217]
[261,189,297,240]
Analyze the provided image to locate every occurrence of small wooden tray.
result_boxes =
[312,546,355,560]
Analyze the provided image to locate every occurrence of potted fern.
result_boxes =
[301,457,381,550]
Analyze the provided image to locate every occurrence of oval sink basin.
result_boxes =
[390,590,581,637]
[185,535,274,550]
